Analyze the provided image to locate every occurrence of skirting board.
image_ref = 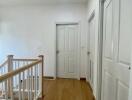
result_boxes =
[86,81,96,100]
[44,76,54,80]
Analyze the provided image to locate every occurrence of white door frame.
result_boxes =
[96,0,106,100]
[86,0,107,99]
[87,3,103,100]
[54,22,81,80]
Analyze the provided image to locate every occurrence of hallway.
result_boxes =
[0,0,132,100]
[43,79,94,100]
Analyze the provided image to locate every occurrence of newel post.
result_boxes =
[38,55,44,99]
[7,55,14,99]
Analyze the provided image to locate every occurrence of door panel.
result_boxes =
[117,81,129,100]
[103,71,115,100]
[118,0,131,64]
[102,0,131,99]
[104,0,113,59]
[57,24,78,79]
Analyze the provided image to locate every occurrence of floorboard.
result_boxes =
[43,78,94,100]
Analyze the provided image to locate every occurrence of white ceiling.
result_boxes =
[0,0,87,6]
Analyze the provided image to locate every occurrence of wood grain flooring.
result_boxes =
[43,78,94,100]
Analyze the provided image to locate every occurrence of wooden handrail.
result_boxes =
[0,60,8,68]
[0,57,38,68]
[0,60,42,82]
[13,58,38,61]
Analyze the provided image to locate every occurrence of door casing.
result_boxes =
[87,1,104,100]
[96,0,104,100]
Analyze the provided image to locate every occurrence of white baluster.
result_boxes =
[27,69,30,100]
[22,71,25,100]
[18,73,21,100]
[30,67,33,99]
[35,65,37,99]
[5,80,8,99]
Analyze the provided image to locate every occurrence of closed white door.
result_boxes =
[56,24,78,79]
[88,14,95,89]
[102,0,131,100]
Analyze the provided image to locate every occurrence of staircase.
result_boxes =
[0,55,44,100]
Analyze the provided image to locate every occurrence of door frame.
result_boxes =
[96,0,105,100]
[86,1,104,100]
[86,0,106,99]
[54,22,81,80]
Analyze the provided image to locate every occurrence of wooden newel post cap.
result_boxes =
[7,55,14,58]
[38,55,44,57]
[38,55,44,59]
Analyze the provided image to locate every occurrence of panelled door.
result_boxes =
[102,0,131,100]
[56,24,79,79]
[88,13,95,89]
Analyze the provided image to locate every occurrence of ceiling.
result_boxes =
[0,0,88,6]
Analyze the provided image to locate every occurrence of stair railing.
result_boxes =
[0,55,44,100]
[0,59,8,76]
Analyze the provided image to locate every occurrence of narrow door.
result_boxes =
[56,24,78,79]
[88,13,95,89]
[102,0,131,100]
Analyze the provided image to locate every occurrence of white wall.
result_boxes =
[86,0,100,99]
[0,3,88,78]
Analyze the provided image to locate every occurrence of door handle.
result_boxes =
[87,51,90,55]
[90,60,91,79]
[129,66,131,70]
[56,50,59,54]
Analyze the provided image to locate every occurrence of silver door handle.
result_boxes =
[87,51,90,55]
[129,66,131,70]
[56,50,59,54]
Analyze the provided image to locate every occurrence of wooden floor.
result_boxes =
[43,78,94,100]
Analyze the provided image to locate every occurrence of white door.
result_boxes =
[102,0,131,100]
[56,24,79,79]
[88,13,95,89]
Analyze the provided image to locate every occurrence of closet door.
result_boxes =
[102,0,131,100]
